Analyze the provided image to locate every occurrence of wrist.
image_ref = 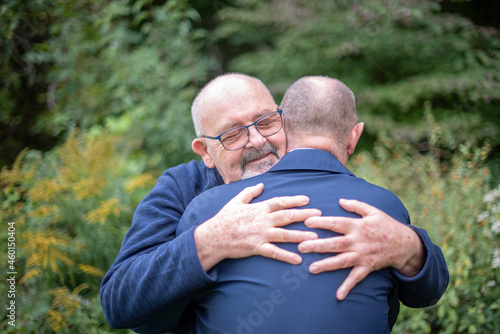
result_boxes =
[395,227,426,277]
[193,218,225,272]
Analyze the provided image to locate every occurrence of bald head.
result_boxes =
[192,73,275,137]
[280,76,358,155]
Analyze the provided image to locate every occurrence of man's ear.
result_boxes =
[192,138,215,168]
[347,122,364,156]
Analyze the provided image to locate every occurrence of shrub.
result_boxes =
[0,131,157,333]
[349,134,499,333]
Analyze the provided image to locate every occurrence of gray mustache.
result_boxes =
[240,143,280,169]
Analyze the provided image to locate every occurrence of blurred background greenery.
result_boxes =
[1,0,499,332]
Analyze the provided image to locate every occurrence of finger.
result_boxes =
[267,228,318,243]
[269,208,322,227]
[336,266,371,300]
[298,236,351,254]
[263,195,310,212]
[304,216,354,234]
[258,243,303,265]
[308,252,359,274]
[338,199,374,218]
[229,183,265,205]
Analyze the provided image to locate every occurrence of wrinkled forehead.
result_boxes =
[199,80,276,134]
[202,76,273,106]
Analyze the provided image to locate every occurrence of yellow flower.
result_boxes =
[84,198,121,224]
[46,284,89,332]
[126,172,157,193]
[19,268,42,284]
[77,263,105,277]
[24,231,73,273]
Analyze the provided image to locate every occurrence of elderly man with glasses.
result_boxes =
[101,73,448,333]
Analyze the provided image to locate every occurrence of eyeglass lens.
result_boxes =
[221,112,282,150]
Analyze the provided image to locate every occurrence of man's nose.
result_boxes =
[246,125,266,148]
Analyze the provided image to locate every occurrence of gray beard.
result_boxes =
[240,143,280,180]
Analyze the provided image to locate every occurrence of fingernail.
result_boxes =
[310,264,318,274]
[298,243,309,253]
[304,218,314,226]
[308,233,318,240]
[338,291,346,300]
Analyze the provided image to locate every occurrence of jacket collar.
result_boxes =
[268,149,355,176]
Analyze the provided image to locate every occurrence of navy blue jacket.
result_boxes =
[168,149,448,333]
[101,151,448,333]
[100,160,222,331]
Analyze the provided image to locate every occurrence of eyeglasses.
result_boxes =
[201,110,283,151]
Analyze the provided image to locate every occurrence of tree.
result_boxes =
[213,0,500,163]
[1,0,214,169]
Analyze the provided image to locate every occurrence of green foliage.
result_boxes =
[0,131,155,332]
[2,0,499,170]
[349,118,500,333]
[0,0,59,167]
[214,0,500,158]
[1,0,499,331]
[1,0,213,169]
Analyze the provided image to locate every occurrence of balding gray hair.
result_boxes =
[280,76,357,148]
[191,73,272,137]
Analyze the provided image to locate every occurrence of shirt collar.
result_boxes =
[268,149,355,176]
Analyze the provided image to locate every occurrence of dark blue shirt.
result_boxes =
[174,149,425,333]
[100,152,448,333]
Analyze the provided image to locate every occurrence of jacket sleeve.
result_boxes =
[393,226,449,308]
[370,186,449,309]
[100,160,221,329]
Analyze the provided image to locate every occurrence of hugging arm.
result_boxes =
[100,161,220,329]
[135,183,323,333]
[299,199,449,306]
[101,165,321,331]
